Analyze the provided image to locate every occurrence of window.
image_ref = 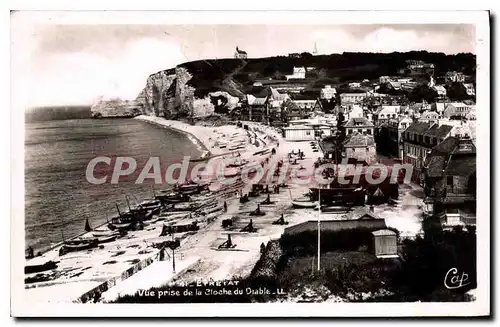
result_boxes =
[306,131,311,135]
[367,129,372,135]
[447,176,454,187]
[358,129,363,133]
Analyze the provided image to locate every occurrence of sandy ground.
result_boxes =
[24,118,425,303]
[23,117,274,303]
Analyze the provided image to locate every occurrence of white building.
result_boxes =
[292,99,317,110]
[349,82,362,88]
[286,67,306,80]
[419,110,440,124]
[320,85,337,100]
[283,122,334,141]
[442,102,471,119]
[340,93,367,105]
[463,83,476,96]
[445,71,465,83]
[344,117,374,136]
[376,105,401,122]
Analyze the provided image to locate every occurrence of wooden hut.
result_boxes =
[371,229,398,258]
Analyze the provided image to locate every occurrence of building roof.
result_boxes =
[315,98,337,113]
[235,46,247,54]
[252,97,268,106]
[425,137,476,178]
[283,124,312,130]
[372,229,397,237]
[343,133,375,148]
[345,117,374,128]
[405,121,432,134]
[340,93,368,97]
[284,218,387,235]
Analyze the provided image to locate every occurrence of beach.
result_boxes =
[24,117,424,303]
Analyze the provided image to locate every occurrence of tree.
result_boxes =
[446,82,469,101]
[334,112,346,163]
[407,84,439,103]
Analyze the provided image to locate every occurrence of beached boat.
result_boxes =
[291,195,318,209]
[25,257,58,274]
[291,200,318,208]
[95,234,118,244]
[59,239,98,255]
[314,205,351,213]
[155,191,190,204]
[91,229,115,237]
[173,202,200,211]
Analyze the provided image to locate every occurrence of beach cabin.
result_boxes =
[371,229,398,259]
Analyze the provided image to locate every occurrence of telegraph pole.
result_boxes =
[317,188,321,271]
[172,232,176,273]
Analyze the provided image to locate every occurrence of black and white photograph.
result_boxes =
[10,10,490,317]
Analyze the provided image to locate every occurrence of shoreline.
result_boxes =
[134,115,212,160]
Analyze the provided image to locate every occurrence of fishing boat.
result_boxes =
[91,229,115,237]
[314,205,351,213]
[95,234,118,244]
[173,202,201,211]
[25,256,58,274]
[134,199,162,215]
[291,194,318,209]
[59,238,98,255]
[155,191,190,204]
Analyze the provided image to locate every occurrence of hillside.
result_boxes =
[25,106,92,123]
[122,51,476,119]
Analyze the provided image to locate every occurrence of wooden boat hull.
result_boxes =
[291,200,318,208]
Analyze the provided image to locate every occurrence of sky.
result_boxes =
[17,24,475,107]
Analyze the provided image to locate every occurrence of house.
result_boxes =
[445,71,465,83]
[286,67,306,80]
[340,93,368,105]
[442,102,471,119]
[401,81,418,91]
[268,87,290,109]
[288,53,301,58]
[320,85,337,100]
[411,101,432,114]
[422,137,476,226]
[281,98,307,123]
[379,76,392,84]
[293,99,317,111]
[433,85,447,97]
[463,83,475,96]
[282,125,316,141]
[283,118,334,141]
[344,117,374,136]
[372,229,398,259]
[406,60,435,75]
[402,122,454,185]
[466,106,476,120]
[387,81,402,90]
[419,110,441,124]
[373,105,401,125]
[349,82,362,88]
[375,116,412,159]
[284,218,387,236]
[343,132,377,164]
[345,104,364,119]
[234,46,247,59]
[242,94,268,122]
[314,98,337,114]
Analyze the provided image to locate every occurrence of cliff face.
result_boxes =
[90,98,142,118]
[136,64,242,119]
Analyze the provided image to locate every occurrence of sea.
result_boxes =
[25,118,202,252]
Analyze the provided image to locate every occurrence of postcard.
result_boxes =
[10,10,490,317]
